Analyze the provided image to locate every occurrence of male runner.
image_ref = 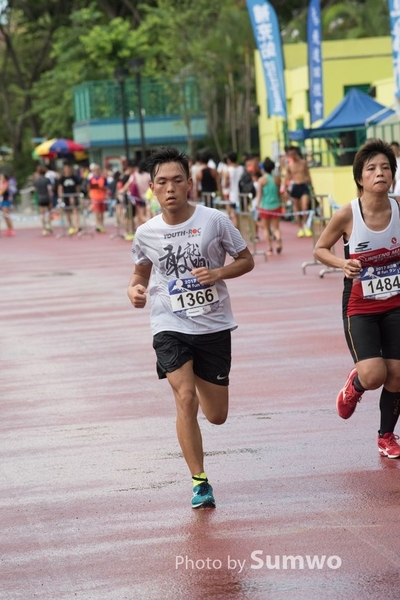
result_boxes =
[127,146,254,508]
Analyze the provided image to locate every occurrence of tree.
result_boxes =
[280,0,390,43]
[138,0,257,157]
[0,0,393,182]
[32,5,150,138]
[322,0,389,40]
[0,0,87,179]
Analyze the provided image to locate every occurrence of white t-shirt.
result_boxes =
[228,165,244,205]
[393,157,400,195]
[129,171,151,199]
[132,204,247,335]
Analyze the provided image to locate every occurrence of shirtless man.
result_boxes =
[285,146,313,237]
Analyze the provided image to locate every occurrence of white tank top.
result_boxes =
[343,197,400,316]
[347,197,400,262]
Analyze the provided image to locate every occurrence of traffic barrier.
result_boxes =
[301,194,342,278]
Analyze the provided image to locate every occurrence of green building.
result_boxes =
[73,77,207,169]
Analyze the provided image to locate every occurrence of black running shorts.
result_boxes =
[63,196,80,208]
[343,306,400,363]
[290,183,309,200]
[152,329,231,386]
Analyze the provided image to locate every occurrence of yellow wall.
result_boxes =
[373,77,395,107]
[310,166,356,207]
[255,37,394,160]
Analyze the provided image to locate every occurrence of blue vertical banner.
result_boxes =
[388,0,400,99]
[246,0,287,119]
[307,0,324,123]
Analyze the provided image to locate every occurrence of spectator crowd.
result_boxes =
[1,146,320,250]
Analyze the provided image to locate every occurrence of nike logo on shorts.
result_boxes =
[217,374,228,380]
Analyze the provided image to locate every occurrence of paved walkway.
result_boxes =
[1,220,400,600]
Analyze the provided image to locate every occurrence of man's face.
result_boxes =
[245,159,255,174]
[150,162,192,214]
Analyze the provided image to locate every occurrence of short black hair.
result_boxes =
[146,146,190,181]
[353,138,396,193]
[263,157,275,174]
[227,151,238,163]
[198,151,211,164]
[138,159,148,173]
[288,145,302,157]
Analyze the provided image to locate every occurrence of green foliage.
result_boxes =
[31,3,152,137]
[30,5,108,137]
[281,0,390,43]
[322,0,389,40]
[0,0,395,180]
[80,17,149,73]
[135,0,256,155]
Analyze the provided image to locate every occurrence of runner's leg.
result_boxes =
[167,360,204,476]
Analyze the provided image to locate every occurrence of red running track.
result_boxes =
[1,222,400,600]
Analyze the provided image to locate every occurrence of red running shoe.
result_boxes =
[336,368,363,419]
[378,433,400,458]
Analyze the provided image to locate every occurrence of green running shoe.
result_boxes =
[191,480,216,509]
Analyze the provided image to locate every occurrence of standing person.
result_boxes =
[195,152,219,206]
[239,156,260,240]
[108,170,120,218]
[57,163,81,235]
[285,146,313,237]
[7,174,17,203]
[88,164,108,233]
[44,164,58,208]
[314,138,400,459]
[217,155,230,204]
[190,153,202,201]
[120,160,137,241]
[389,141,400,198]
[226,151,244,228]
[33,166,53,235]
[0,174,15,236]
[238,157,257,200]
[130,160,151,227]
[257,158,283,255]
[127,146,254,508]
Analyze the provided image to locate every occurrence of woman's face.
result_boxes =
[358,153,393,195]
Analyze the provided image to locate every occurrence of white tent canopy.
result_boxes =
[367,112,400,142]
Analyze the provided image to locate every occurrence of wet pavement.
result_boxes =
[1,220,400,600]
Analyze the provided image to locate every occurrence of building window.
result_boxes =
[344,84,371,96]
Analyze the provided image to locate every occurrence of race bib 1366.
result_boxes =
[168,277,219,317]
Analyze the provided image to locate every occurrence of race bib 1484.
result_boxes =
[360,262,400,300]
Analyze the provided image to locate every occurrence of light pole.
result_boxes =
[130,58,146,159]
[114,67,130,162]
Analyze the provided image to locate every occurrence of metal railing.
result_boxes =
[199,192,268,260]
[301,194,342,277]
[73,78,203,122]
